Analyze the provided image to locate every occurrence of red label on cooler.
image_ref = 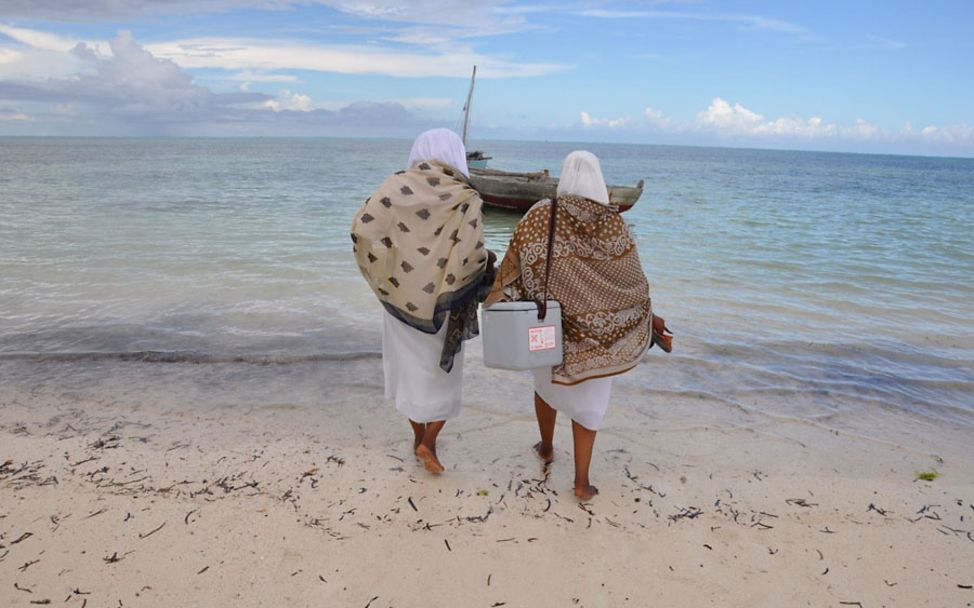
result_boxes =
[528,325,557,352]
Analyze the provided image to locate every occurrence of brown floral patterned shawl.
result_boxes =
[485,194,651,385]
[352,161,491,372]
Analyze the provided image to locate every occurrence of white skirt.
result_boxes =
[532,368,612,431]
[383,311,464,423]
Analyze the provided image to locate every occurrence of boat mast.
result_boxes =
[461,65,477,147]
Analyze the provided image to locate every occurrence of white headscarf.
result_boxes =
[407,128,469,178]
[557,150,610,206]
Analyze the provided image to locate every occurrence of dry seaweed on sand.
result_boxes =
[138,521,166,539]
[785,498,817,508]
[11,531,33,544]
[668,506,703,522]
[867,503,889,516]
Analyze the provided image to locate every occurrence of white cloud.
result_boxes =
[644,105,684,130]
[0,22,566,83]
[70,31,240,115]
[634,97,972,152]
[145,36,565,78]
[321,0,520,28]
[492,3,552,16]
[577,9,804,34]
[580,110,626,128]
[0,47,20,64]
[643,106,665,123]
[0,108,30,121]
[762,115,835,137]
[0,31,267,127]
[225,71,299,83]
[916,122,974,145]
[0,0,226,19]
[0,30,439,135]
[695,97,764,133]
[0,24,106,80]
[695,97,863,139]
[0,23,100,52]
[0,3,541,62]
[384,29,454,45]
[0,1,526,31]
[849,117,882,140]
[264,89,311,112]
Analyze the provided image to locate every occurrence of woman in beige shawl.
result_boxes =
[352,129,494,474]
[485,150,667,499]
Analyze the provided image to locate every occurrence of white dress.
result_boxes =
[383,311,464,423]
[533,368,612,431]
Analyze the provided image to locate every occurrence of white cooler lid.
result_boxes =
[484,300,560,312]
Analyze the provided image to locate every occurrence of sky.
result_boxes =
[0,1,972,156]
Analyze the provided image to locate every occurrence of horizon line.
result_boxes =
[1,134,973,161]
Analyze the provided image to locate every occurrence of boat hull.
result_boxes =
[466,150,491,170]
[469,168,643,213]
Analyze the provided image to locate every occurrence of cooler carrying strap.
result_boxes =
[537,197,558,321]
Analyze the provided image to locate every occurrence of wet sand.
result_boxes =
[1,355,972,607]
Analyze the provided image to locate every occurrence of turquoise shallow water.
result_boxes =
[1,137,972,425]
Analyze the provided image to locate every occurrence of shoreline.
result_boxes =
[2,357,972,606]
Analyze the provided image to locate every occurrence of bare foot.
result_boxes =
[574,484,599,500]
[415,444,445,474]
[533,441,554,464]
[409,420,425,452]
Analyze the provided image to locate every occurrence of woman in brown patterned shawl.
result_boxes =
[352,129,495,474]
[485,151,658,499]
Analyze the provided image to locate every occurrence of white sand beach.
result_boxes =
[2,349,972,607]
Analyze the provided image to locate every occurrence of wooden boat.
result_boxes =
[466,150,491,170]
[469,167,644,213]
[459,66,644,213]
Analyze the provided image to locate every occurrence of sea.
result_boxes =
[1,137,972,428]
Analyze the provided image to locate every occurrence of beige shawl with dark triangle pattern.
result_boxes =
[352,161,488,369]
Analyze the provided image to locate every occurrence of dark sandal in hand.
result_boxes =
[650,314,673,353]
